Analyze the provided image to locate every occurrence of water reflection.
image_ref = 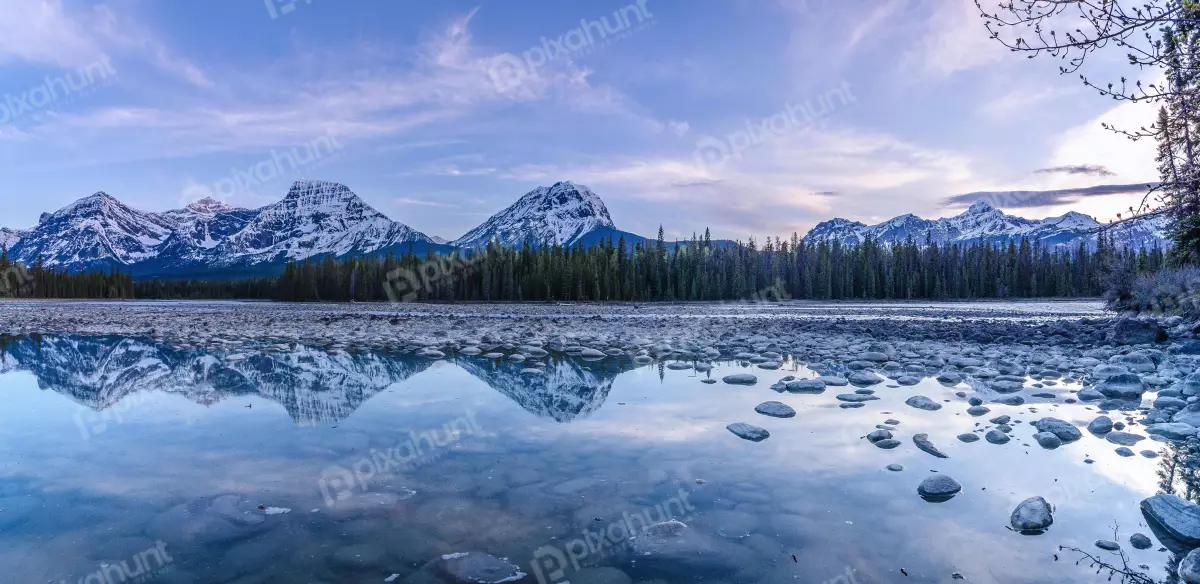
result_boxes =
[0,333,1193,583]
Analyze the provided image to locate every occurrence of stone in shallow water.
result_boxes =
[917,474,961,500]
[1095,539,1121,551]
[837,393,879,403]
[1130,533,1153,550]
[1142,493,1200,545]
[848,371,883,386]
[1106,431,1146,446]
[1031,418,1082,443]
[754,401,795,418]
[1115,447,1135,457]
[991,395,1026,406]
[905,396,941,411]
[146,494,267,545]
[1087,415,1114,435]
[1096,373,1146,399]
[886,463,903,471]
[874,439,902,449]
[722,374,757,385]
[966,405,991,416]
[819,375,849,386]
[985,429,1010,444]
[785,379,826,393]
[726,423,769,442]
[957,433,980,443]
[866,429,892,443]
[1033,432,1062,449]
[407,551,526,584]
[627,520,753,578]
[912,433,949,459]
[1010,496,1053,533]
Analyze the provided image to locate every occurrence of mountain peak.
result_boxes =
[455,181,616,248]
[966,200,995,214]
[184,197,233,215]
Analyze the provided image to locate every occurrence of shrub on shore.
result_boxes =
[1108,265,1200,316]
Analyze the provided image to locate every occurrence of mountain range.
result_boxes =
[0,180,1169,278]
[0,335,628,425]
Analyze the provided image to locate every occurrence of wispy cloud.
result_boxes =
[943,183,1156,209]
[1032,164,1116,177]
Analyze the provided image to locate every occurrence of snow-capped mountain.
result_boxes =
[453,181,618,248]
[805,201,1167,249]
[0,227,22,252]
[3,181,442,276]
[9,192,178,271]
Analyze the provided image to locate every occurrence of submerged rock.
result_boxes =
[726,423,770,442]
[917,474,962,501]
[627,520,752,577]
[755,401,796,418]
[1142,494,1200,546]
[1031,418,1082,443]
[1105,431,1146,446]
[912,433,949,459]
[905,396,942,411]
[1010,497,1053,533]
[407,551,526,584]
[785,379,826,393]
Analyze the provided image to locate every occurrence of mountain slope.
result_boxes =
[454,181,617,248]
[805,201,1165,249]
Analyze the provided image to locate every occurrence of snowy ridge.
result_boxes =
[453,181,616,248]
[805,201,1167,249]
[0,228,22,252]
[4,181,433,274]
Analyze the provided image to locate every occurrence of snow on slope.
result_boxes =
[453,181,616,248]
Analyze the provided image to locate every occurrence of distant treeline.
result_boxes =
[0,252,133,299]
[133,230,1163,302]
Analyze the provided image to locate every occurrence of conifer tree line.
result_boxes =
[133,231,1164,302]
[0,250,134,299]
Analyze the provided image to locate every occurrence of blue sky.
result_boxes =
[0,0,1161,241]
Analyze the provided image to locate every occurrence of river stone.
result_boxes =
[785,379,826,393]
[722,374,757,385]
[1106,431,1146,446]
[887,463,904,471]
[1115,447,1135,457]
[727,423,769,442]
[1096,373,1147,399]
[1174,406,1200,427]
[985,429,1010,444]
[866,429,893,443]
[905,396,941,411]
[1182,548,1200,584]
[917,474,962,500]
[837,393,879,403]
[912,433,949,459]
[874,439,902,449]
[754,401,795,418]
[1087,415,1114,435]
[1096,539,1121,551]
[1033,432,1062,449]
[1130,533,1153,550]
[849,371,884,386]
[936,371,963,385]
[626,520,751,577]
[966,405,991,416]
[957,433,980,443]
[1031,418,1082,443]
[1010,496,1053,533]
[1142,494,1200,546]
[1157,396,1189,410]
[1147,423,1198,441]
[992,395,1026,406]
[1111,318,1167,345]
[409,551,527,584]
[819,376,849,386]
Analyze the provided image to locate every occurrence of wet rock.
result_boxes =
[1141,494,1200,546]
[917,474,962,501]
[1095,539,1121,551]
[937,371,963,385]
[1180,548,1200,584]
[848,371,884,386]
[837,393,879,403]
[407,551,527,584]
[627,520,752,578]
[991,395,1026,406]
[1010,496,1053,533]
[819,376,849,386]
[874,439,902,449]
[886,463,904,471]
[726,423,769,442]
[1033,432,1062,449]
[1106,431,1146,446]
[905,396,942,411]
[866,429,893,443]
[1157,396,1189,410]
[1147,423,1198,441]
[785,379,826,393]
[989,415,1011,425]
[985,429,1010,444]
[1142,450,1159,458]
[754,401,795,418]
[1031,418,1082,443]
[1111,319,1167,345]
[912,433,949,458]
[957,433,980,443]
[722,374,757,385]
[1087,415,1114,435]
[966,405,991,416]
[1130,533,1153,550]
[1115,447,1135,457]
[1096,373,1147,399]
[968,397,984,406]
